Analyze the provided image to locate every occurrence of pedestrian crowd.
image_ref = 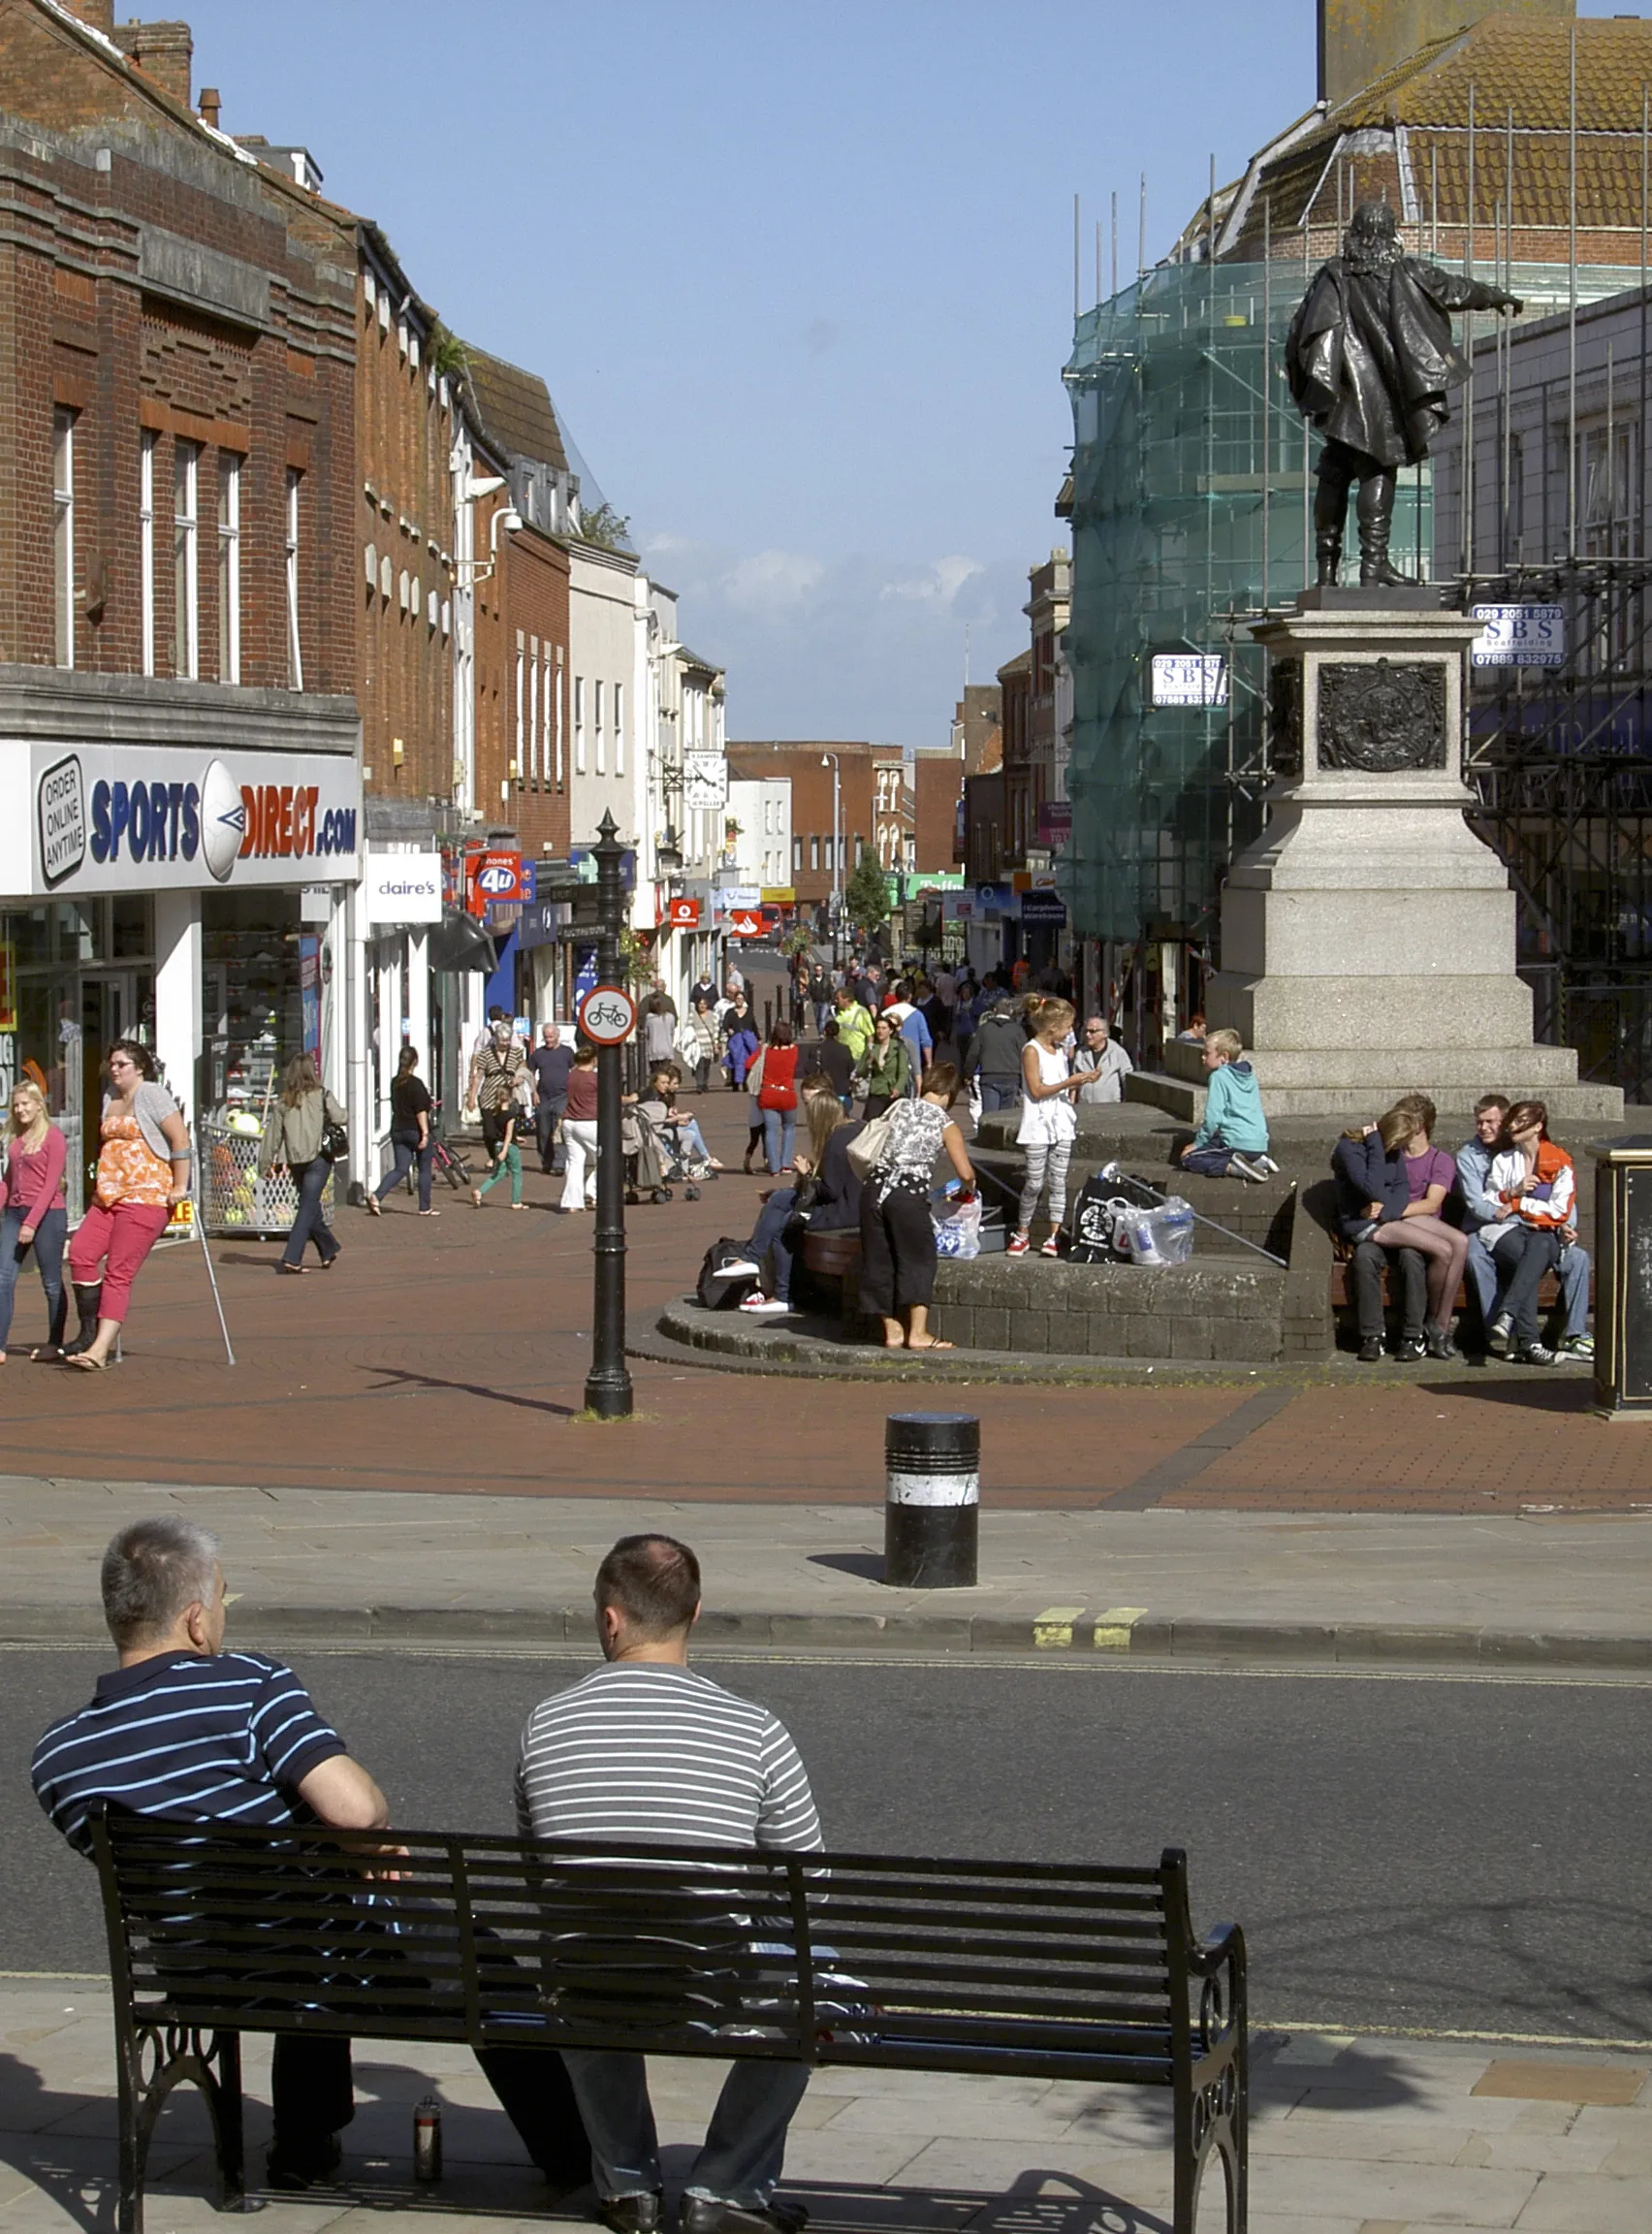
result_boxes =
[31,1517,820,2234]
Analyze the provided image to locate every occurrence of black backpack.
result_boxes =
[696,1238,761,1310]
[1065,1172,1136,1264]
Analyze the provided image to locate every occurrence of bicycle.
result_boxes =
[427,1107,473,1193]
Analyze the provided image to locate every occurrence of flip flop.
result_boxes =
[67,1351,109,1370]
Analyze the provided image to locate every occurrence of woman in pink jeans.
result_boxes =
[64,1040,191,1370]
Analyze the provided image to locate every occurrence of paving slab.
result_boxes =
[1,1984,1647,2234]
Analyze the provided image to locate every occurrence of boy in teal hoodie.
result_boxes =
[1179,1029,1275,1183]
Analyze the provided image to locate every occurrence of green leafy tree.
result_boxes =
[843,849,891,935]
[574,500,633,553]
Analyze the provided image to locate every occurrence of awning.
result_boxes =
[427,909,499,973]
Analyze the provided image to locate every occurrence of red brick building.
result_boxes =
[727,741,879,912]
[0,0,363,1204]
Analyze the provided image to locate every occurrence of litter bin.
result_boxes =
[1589,1134,1652,1419]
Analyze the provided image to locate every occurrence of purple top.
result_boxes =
[2,1128,68,1226]
[1404,1146,1455,1205]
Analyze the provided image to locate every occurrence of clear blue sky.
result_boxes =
[179,0,1624,749]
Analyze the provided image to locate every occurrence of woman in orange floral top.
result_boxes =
[63,1040,190,1370]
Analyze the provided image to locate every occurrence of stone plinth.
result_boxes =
[1202,592,1623,1123]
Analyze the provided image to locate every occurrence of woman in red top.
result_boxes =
[559,1046,601,1213]
[756,1020,800,1175]
[0,1080,69,1361]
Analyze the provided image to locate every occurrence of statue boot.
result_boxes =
[1314,531,1342,587]
[1357,526,1416,590]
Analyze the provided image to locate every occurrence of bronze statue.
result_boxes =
[1287,201,1521,587]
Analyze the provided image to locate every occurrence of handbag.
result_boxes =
[846,1107,897,1179]
[319,1120,349,1164]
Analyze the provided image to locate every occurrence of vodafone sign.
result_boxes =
[19,743,361,896]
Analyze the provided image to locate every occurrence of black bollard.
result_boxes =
[883,1412,979,1588]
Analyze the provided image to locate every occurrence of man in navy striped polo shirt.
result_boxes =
[33,1515,587,2193]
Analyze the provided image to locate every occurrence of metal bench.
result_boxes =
[90,1808,1247,2234]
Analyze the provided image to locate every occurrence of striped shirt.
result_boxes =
[31,1649,347,1858]
[515,1662,822,1852]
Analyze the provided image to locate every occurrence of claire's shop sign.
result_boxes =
[22,746,361,895]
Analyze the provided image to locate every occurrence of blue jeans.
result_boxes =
[374,1127,433,1212]
[0,1203,67,1352]
[762,1105,796,1173]
[749,1186,799,1303]
[1467,1226,1589,1340]
[283,1159,339,1268]
[560,2048,809,2209]
[978,1075,1021,1113]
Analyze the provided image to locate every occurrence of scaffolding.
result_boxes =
[1464,558,1652,1101]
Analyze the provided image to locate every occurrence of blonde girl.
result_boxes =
[0,1080,69,1361]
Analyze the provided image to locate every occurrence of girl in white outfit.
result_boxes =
[1010,998,1085,1257]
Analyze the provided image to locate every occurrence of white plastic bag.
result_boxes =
[934,1195,983,1260]
[1125,1197,1195,1266]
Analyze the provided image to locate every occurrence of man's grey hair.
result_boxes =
[101,1517,221,1648]
[1085,1016,1109,1032]
[541,1023,559,1041]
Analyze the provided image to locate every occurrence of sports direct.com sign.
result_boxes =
[16,744,361,896]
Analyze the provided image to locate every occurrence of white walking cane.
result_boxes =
[191,1122,236,1365]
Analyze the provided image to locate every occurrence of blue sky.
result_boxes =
[178,0,1622,749]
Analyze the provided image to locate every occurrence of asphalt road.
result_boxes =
[7,1648,1646,2040]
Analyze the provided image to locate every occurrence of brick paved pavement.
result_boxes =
[0,1091,1642,1513]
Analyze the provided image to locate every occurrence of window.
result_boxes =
[217,453,240,683]
[52,407,76,668]
[173,439,200,678]
[555,661,565,787]
[140,430,156,677]
[615,681,624,777]
[594,679,605,776]
[810,835,820,872]
[528,644,540,784]
[793,836,803,874]
[574,676,586,775]
[285,470,303,688]
[515,638,525,782]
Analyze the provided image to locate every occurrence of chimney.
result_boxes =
[197,85,219,131]
[68,1,115,33]
[1317,0,1574,108]
[113,19,193,110]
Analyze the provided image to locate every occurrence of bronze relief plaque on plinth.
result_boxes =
[1316,657,1446,773]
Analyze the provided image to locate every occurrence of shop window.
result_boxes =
[174,439,200,679]
[140,431,156,678]
[53,407,76,669]
[217,453,240,684]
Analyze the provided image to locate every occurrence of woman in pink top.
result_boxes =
[0,1079,69,1361]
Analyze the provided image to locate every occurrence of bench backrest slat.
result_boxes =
[94,1814,1194,2081]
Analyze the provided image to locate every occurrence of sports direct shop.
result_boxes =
[0,738,363,1223]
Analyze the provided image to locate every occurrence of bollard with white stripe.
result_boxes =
[883,1412,979,1588]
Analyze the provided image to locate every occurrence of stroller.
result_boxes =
[622,1103,673,1204]
[628,1101,717,1203]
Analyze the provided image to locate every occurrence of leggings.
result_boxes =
[1018,1137,1072,1234]
[477,1138,523,1203]
[1369,1211,1469,1333]
[67,1201,170,1323]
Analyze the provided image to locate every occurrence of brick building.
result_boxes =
[913,681,1001,873]
[726,741,879,917]
[0,0,363,1213]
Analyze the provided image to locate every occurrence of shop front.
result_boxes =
[0,686,362,1222]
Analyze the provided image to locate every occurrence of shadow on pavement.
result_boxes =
[766,2175,1169,2234]
[808,1551,887,1582]
[363,1365,583,1420]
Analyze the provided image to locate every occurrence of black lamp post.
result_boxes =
[584,809,633,1420]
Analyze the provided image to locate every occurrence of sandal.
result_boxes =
[276,1263,307,1275]
[471,1189,483,1208]
[67,1351,110,1370]
[29,1346,64,1363]
[364,1195,382,1217]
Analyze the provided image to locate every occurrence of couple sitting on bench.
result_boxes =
[31,1518,822,2234]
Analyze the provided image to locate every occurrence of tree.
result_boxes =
[843,848,891,935]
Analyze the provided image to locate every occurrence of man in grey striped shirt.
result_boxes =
[516,1534,821,2234]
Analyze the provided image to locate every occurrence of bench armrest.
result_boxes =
[1187,1921,1246,2059]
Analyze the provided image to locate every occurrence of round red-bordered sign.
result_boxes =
[578,984,637,1046]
